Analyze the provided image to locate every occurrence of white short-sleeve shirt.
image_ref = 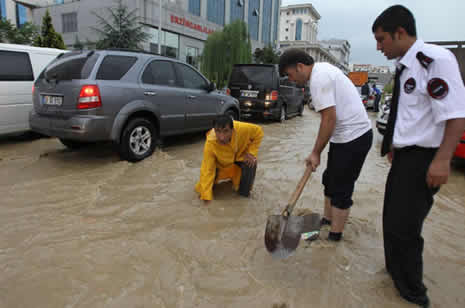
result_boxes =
[394,40,465,148]
[309,62,371,143]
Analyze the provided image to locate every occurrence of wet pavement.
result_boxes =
[0,110,464,308]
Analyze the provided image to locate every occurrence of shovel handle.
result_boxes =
[282,165,313,216]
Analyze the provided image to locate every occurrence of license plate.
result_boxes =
[42,95,63,106]
[241,90,258,98]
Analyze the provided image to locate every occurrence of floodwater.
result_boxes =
[0,110,464,308]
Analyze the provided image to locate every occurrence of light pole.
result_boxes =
[158,0,162,54]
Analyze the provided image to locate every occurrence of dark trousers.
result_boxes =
[374,95,381,112]
[234,161,257,197]
[383,146,438,304]
[323,129,373,209]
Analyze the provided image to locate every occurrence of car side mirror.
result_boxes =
[206,82,216,92]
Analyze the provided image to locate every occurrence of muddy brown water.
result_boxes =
[0,111,464,308]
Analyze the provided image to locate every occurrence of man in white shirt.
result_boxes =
[279,49,372,242]
[373,5,465,308]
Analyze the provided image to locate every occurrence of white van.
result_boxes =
[0,43,67,136]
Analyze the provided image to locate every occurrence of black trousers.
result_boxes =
[322,129,373,209]
[383,146,438,303]
[234,161,257,197]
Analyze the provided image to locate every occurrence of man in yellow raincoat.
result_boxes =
[195,115,264,202]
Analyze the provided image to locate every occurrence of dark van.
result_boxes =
[227,64,304,122]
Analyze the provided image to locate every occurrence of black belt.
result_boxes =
[395,145,438,153]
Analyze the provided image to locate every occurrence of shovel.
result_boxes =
[264,165,320,259]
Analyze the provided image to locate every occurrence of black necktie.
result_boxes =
[381,65,405,156]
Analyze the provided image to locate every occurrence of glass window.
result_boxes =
[248,0,260,41]
[230,0,244,22]
[44,52,99,81]
[55,0,65,4]
[295,19,302,40]
[261,0,272,44]
[142,60,177,86]
[16,3,28,27]
[62,12,77,33]
[207,0,225,25]
[186,46,199,68]
[175,63,208,90]
[96,56,137,80]
[0,51,33,81]
[0,0,6,19]
[188,0,201,16]
[145,26,179,59]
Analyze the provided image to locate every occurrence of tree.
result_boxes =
[201,20,252,89]
[253,44,280,64]
[0,18,39,45]
[34,10,66,49]
[92,0,150,50]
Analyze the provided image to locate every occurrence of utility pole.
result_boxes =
[158,0,162,54]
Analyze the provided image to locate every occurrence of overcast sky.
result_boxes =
[281,0,464,67]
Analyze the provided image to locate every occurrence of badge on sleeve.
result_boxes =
[404,78,416,94]
[427,78,449,99]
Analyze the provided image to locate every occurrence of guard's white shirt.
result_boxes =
[309,62,371,143]
[394,39,465,148]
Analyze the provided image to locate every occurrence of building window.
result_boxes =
[62,12,77,33]
[16,4,28,27]
[295,19,302,40]
[207,0,225,25]
[188,0,201,16]
[1,0,6,19]
[55,0,65,4]
[248,0,260,41]
[146,26,180,59]
[261,0,272,44]
[285,28,288,32]
[230,0,244,22]
[186,46,199,68]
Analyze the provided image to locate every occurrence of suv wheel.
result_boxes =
[279,104,287,123]
[119,118,156,162]
[59,138,91,150]
[225,109,238,120]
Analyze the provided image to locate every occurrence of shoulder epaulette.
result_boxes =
[416,52,434,69]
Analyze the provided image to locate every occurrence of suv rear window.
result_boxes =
[44,52,99,81]
[96,55,137,80]
[0,50,34,81]
[229,66,275,88]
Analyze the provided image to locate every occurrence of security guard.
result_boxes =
[373,5,465,308]
[195,115,263,203]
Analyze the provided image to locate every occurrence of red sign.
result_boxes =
[170,15,215,34]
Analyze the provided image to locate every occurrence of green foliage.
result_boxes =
[0,18,39,45]
[201,20,252,89]
[383,80,393,94]
[92,0,150,50]
[34,10,66,49]
[253,44,280,64]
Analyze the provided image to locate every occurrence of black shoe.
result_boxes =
[320,217,331,226]
[402,294,430,308]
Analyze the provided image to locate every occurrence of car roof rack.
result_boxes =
[105,48,161,56]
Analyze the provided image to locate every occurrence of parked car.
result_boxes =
[376,96,391,135]
[30,49,240,162]
[0,43,66,136]
[226,64,304,122]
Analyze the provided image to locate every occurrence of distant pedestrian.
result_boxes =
[373,5,465,307]
[372,83,381,112]
[279,49,373,241]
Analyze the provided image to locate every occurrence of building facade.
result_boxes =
[28,0,281,68]
[278,4,350,74]
[0,0,34,28]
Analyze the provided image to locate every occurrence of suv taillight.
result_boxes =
[78,85,102,109]
[226,88,231,95]
[266,90,278,101]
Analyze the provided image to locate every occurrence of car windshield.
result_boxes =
[229,66,274,89]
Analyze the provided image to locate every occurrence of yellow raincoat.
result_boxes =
[195,121,264,200]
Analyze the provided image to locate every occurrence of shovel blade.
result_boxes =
[264,215,305,259]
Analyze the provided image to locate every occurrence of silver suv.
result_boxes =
[30,50,240,162]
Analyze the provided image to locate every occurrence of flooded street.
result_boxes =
[1,110,464,308]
